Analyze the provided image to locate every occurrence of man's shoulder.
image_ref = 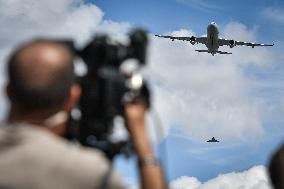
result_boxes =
[26,124,111,168]
[0,124,124,189]
[0,123,110,168]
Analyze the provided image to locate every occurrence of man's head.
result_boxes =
[269,144,284,189]
[7,39,80,129]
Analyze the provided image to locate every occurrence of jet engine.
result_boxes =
[229,40,235,48]
[190,36,196,45]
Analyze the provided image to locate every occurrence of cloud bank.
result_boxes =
[170,165,272,189]
[148,22,275,141]
[0,0,130,119]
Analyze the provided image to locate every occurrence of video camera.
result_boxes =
[65,29,149,159]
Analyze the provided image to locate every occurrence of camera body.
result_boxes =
[68,29,149,159]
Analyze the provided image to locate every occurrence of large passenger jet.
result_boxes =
[155,22,274,56]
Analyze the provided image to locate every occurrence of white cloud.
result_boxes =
[263,7,284,25]
[222,22,258,42]
[170,29,196,37]
[147,22,276,141]
[170,165,273,189]
[171,176,201,189]
[0,0,103,48]
[95,20,131,37]
[0,0,130,120]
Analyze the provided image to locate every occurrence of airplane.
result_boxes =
[155,22,274,56]
[207,137,219,143]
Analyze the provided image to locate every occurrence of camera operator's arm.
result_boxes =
[125,102,167,189]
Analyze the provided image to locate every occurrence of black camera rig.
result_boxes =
[65,29,149,160]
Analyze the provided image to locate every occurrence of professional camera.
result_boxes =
[66,29,149,159]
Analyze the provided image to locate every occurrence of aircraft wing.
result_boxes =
[155,35,207,45]
[207,139,219,142]
[218,38,274,48]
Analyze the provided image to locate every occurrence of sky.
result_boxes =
[0,0,284,188]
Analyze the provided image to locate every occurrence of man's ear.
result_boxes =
[64,84,81,111]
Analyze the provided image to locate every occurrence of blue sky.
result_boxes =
[87,0,284,185]
[0,0,283,187]
[90,0,284,42]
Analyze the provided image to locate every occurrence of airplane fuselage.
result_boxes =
[206,23,219,54]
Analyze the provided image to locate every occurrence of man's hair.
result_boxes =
[269,144,284,189]
[7,39,75,111]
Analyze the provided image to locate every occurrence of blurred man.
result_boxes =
[0,39,166,189]
[269,144,284,189]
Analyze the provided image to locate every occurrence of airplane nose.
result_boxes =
[208,22,218,33]
[210,22,217,26]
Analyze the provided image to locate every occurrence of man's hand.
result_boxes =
[124,100,151,158]
[124,100,147,133]
[124,101,167,189]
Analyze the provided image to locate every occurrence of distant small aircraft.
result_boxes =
[207,137,219,143]
[155,22,274,56]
